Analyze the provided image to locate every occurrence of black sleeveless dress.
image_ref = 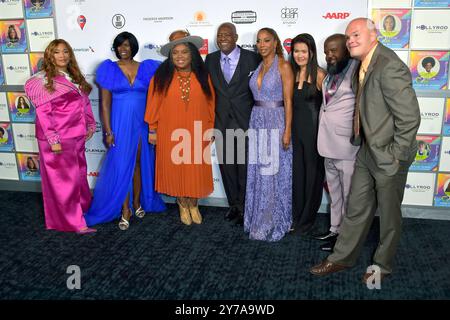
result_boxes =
[291,81,325,234]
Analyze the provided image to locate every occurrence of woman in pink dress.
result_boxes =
[25,39,96,234]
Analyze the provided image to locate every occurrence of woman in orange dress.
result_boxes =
[145,30,215,225]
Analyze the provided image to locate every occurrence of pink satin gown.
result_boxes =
[25,72,96,232]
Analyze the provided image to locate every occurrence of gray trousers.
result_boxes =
[328,146,412,274]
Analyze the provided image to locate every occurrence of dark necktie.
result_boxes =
[325,75,338,103]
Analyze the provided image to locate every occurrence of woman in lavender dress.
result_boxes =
[244,28,294,241]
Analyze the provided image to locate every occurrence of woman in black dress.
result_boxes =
[290,33,326,234]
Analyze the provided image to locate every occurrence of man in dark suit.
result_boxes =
[205,22,259,225]
[310,18,420,283]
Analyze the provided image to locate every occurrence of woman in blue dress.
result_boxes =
[244,28,294,241]
[85,32,166,230]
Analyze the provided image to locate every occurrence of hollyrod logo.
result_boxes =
[16,133,36,139]
[416,25,448,31]
[144,44,163,50]
[323,12,350,19]
[421,112,440,117]
[31,31,54,36]
[405,184,432,191]
[0,161,16,168]
[0,0,21,4]
[7,65,28,71]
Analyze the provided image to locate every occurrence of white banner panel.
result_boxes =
[0,152,19,180]
[439,136,450,172]
[86,152,104,188]
[417,97,445,134]
[2,54,30,85]
[26,18,56,52]
[0,0,24,19]
[371,0,412,8]
[394,50,409,66]
[411,10,450,49]
[0,93,10,122]
[53,0,368,200]
[403,172,436,206]
[12,122,38,153]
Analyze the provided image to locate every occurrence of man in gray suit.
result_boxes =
[314,34,360,252]
[310,18,420,282]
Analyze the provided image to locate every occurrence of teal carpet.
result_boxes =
[0,190,449,300]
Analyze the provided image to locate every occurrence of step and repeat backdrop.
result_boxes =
[1,0,449,210]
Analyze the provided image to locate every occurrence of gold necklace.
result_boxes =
[177,72,191,103]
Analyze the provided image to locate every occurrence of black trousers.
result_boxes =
[292,134,325,234]
[215,126,248,212]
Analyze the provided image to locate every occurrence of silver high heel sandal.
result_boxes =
[118,208,131,230]
[135,206,145,218]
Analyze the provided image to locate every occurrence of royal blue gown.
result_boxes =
[85,59,166,226]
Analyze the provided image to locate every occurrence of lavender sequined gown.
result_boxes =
[244,56,293,241]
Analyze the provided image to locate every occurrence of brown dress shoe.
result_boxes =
[310,259,348,276]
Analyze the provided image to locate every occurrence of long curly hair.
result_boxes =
[42,39,92,94]
[153,42,212,99]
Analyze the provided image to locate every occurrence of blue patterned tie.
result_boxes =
[223,56,232,83]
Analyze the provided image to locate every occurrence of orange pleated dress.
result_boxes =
[144,72,215,198]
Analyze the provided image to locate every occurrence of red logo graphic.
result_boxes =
[322,12,350,19]
[199,39,209,56]
[77,15,87,30]
[283,38,292,54]
[88,172,99,177]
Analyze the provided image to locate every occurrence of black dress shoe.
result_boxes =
[234,214,244,226]
[313,231,338,241]
[320,239,336,252]
[224,207,239,221]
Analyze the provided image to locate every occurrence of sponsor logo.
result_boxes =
[405,184,432,191]
[199,39,208,56]
[74,0,86,3]
[95,121,102,133]
[188,11,213,28]
[0,161,16,168]
[444,150,450,155]
[7,65,28,71]
[231,11,257,24]
[283,38,292,54]
[281,7,298,25]
[0,0,21,4]
[88,171,99,177]
[420,112,440,117]
[85,148,106,153]
[16,133,36,139]
[77,15,86,30]
[144,43,163,50]
[143,16,174,23]
[416,25,448,32]
[322,12,350,19]
[31,31,54,37]
[112,14,125,29]
[73,46,95,53]
[241,44,257,51]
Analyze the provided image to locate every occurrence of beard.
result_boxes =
[327,56,351,75]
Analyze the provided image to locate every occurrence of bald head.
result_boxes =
[345,18,378,61]
[217,22,238,55]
